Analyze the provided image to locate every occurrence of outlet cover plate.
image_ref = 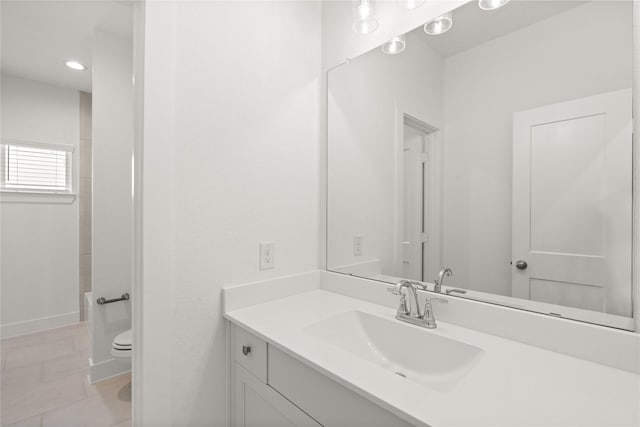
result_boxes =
[260,242,275,270]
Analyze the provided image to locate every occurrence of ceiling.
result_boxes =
[1,0,133,92]
[414,0,589,58]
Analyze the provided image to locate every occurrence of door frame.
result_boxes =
[131,1,175,425]
[394,104,443,283]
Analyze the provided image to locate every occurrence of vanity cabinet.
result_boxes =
[231,324,412,427]
[233,325,320,427]
[234,364,320,427]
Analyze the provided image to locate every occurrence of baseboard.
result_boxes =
[89,356,131,383]
[1,311,79,339]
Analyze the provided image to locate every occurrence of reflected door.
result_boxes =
[402,125,425,281]
[512,89,632,316]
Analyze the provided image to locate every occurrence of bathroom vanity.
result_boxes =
[224,271,640,427]
[230,319,411,427]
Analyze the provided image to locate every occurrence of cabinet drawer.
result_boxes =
[268,346,412,427]
[235,326,267,383]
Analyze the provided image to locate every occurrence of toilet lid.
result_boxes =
[113,329,132,347]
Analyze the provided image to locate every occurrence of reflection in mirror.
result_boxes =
[327,0,634,329]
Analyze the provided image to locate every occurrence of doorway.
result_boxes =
[0,1,137,425]
[400,114,441,282]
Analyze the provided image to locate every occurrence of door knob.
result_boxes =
[515,260,528,270]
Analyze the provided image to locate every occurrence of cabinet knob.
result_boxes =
[242,345,251,356]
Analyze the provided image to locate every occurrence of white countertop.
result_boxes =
[225,289,640,427]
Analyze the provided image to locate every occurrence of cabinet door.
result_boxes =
[235,363,321,427]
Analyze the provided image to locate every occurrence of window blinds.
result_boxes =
[1,140,74,193]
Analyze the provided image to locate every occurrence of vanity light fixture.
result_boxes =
[424,12,453,35]
[381,35,406,55]
[478,0,510,11]
[65,60,86,71]
[353,0,379,35]
[397,0,425,10]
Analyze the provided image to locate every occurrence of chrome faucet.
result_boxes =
[434,267,453,293]
[388,280,448,329]
[388,280,425,318]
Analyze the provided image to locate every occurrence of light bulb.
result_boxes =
[478,0,510,11]
[381,35,406,55]
[357,0,371,18]
[65,60,86,71]
[397,0,425,10]
[424,12,453,35]
[353,0,379,34]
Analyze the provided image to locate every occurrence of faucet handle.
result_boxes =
[422,296,448,328]
[388,286,410,315]
[410,281,428,291]
[387,286,400,295]
[423,296,448,309]
[397,292,410,315]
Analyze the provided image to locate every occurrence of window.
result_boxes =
[1,139,74,193]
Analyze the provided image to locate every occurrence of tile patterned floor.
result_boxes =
[1,323,131,427]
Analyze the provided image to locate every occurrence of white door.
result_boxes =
[402,125,425,281]
[512,89,632,317]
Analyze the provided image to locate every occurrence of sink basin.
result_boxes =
[304,311,484,392]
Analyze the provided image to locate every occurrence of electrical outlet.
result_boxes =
[260,242,275,270]
[353,236,363,256]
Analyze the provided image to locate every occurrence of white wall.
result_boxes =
[327,32,443,276]
[140,1,321,424]
[91,30,133,381]
[0,74,80,337]
[442,1,633,296]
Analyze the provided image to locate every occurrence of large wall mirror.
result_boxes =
[327,0,634,330]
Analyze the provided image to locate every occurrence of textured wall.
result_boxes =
[140,2,321,424]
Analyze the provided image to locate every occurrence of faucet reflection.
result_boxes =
[434,267,453,293]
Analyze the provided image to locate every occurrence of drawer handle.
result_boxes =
[242,345,251,356]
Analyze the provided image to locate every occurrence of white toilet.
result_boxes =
[111,329,132,358]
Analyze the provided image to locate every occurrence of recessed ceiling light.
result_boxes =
[381,35,406,55]
[65,61,86,71]
[479,0,510,11]
[424,12,453,35]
